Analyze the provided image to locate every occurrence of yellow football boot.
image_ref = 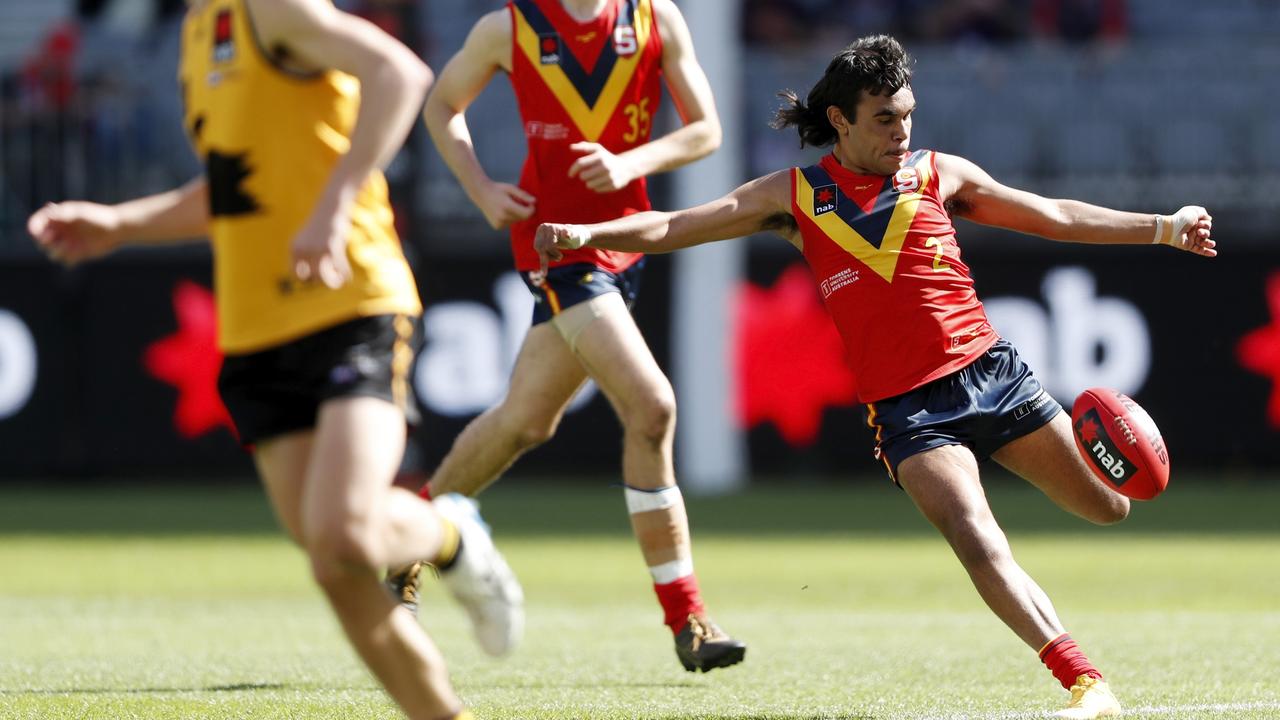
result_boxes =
[1054,675,1122,719]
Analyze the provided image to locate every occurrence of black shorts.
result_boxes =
[217,314,421,446]
[864,339,1061,482]
[521,260,644,325]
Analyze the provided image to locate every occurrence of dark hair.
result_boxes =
[772,35,914,148]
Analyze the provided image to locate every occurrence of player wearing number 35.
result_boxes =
[395,0,747,673]
[536,34,1215,719]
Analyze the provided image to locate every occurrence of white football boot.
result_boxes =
[432,493,525,657]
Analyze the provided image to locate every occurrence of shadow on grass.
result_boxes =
[2,682,288,695]
[1,475,1277,537]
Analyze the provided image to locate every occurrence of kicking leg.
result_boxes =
[993,411,1130,525]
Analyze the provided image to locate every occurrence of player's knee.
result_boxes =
[940,515,1011,570]
[1088,493,1130,525]
[305,523,380,587]
[506,413,559,451]
[625,387,676,446]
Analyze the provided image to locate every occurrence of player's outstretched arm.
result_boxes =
[534,170,793,273]
[28,176,209,266]
[422,11,535,230]
[249,0,434,288]
[938,153,1216,257]
[567,0,721,193]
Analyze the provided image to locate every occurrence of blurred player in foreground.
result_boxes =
[535,34,1215,718]
[402,0,745,673]
[29,1,521,717]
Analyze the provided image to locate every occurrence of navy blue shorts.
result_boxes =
[864,339,1061,482]
[521,260,644,325]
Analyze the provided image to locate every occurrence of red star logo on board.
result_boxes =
[1078,417,1100,444]
[142,281,235,439]
[732,263,857,446]
[1236,272,1280,427]
[816,188,835,204]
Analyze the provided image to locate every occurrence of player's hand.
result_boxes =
[567,142,637,193]
[27,201,124,266]
[534,222,590,276]
[477,181,536,230]
[1156,205,1215,258]
[291,201,353,289]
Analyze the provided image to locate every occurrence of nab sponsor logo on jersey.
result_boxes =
[1075,408,1134,484]
[212,9,235,64]
[813,185,838,216]
[893,167,920,194]
[538,33,561,65]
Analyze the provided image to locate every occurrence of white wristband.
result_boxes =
[561,225,591,250]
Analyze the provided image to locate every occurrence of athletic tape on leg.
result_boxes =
[648,556,694,584]
[624,484,683,514]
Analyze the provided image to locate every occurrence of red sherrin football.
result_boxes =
[1070,388,1170,500]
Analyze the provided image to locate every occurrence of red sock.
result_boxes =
[1039,633,1104,689]
[654,575,706,634]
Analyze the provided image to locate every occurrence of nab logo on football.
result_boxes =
[1074,408,1133,483]
[813,185,837,216]
[212,10,235,64]
[538,34,561,65]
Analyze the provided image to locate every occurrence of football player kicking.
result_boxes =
[535,34,1214,719]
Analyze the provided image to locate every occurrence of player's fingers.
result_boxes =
[330,247,352,285]
[294,257,314,282]
[505,199,535,221]
[27,205,53,239]
[318,256,345,289]
[585,175,613,193]
[568,141,600,154]
[567,154,601,179]
[506,185,536,206]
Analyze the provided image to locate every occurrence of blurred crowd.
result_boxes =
[743,0,1128,48]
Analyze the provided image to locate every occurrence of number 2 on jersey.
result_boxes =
[925,236,951,272]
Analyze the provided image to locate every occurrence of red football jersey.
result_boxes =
[791,151,998,402]
[507,0,663,273]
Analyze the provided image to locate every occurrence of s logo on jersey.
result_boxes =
[212,9,235,64]
[893,167,920,194]
[813,185,838,216]
[613,25,638,56]
[538,33,561,65]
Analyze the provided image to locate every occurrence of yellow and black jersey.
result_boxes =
[179,0,420,354]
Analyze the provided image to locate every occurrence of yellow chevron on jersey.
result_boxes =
[792,156,933,283]
[179,0,420,354]
[512,0,654,142]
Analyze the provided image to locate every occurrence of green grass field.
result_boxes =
[2,475,1278,719]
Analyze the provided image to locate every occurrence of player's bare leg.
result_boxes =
[898,444,1119,718]
[427,322,588,497]
[569,293,745,672]
[262,396,463,720]
[992,412,1130,525]
[253,430,312,545]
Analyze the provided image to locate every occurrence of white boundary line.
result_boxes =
[907,701,1280,719]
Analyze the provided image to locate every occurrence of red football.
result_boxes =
[1070,388,1170,500]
